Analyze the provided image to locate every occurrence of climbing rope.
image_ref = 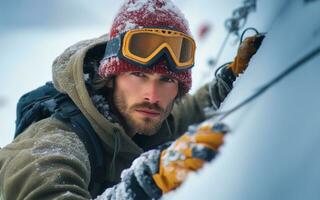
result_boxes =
[216,46,320,121]
[209,0,257,67]
[225,0,256,35]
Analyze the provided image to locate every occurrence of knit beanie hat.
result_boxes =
[98,0,193,94]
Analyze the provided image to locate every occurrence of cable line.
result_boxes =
[217,46,320,121]
[209,0,256,67]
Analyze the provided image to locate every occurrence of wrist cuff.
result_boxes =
[218,66,236,86]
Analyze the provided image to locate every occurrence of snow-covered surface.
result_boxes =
[166,0,320,199]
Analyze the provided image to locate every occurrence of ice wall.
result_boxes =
[167,1,320,199]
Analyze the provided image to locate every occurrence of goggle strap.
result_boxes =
[103,36,121,60]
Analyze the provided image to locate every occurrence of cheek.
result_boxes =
[116,76,143,105]
[160,84,179,105]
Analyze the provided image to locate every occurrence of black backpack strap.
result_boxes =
[53,99,109,197]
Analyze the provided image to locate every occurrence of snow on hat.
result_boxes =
[99,0,193,94]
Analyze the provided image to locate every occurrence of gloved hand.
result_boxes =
[152,123,229,193]
[98,149,163,200]
[228,34,265,76]
[98,123,229,200]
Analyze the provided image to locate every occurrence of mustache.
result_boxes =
[131,102,164,113]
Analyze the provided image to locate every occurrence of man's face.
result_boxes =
[113,71,179,137]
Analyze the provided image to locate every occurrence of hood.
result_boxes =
[52,34,143,157]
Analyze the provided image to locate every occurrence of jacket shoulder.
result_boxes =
[0,117,91,199]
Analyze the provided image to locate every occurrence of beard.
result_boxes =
[113,90,174,136]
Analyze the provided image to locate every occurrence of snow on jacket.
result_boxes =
[0,34,232,200]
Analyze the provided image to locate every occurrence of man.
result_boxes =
[0,0,262,199]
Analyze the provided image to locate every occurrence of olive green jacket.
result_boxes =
[0,34,233,200]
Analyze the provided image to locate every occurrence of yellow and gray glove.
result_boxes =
[98,123,229,200]
[152,123,229,193]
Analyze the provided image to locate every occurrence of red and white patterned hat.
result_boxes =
[98,0,193,94]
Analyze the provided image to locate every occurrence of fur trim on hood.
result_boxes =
[52,34,143,159]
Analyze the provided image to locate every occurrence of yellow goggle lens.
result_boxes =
[128,33,163,58]
[123,29,195,68]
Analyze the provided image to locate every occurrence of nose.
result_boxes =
[144,81,160,104]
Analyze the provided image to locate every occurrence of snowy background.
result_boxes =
[0,0,254,147]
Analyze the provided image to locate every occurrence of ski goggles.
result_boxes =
[103,28,196,71]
